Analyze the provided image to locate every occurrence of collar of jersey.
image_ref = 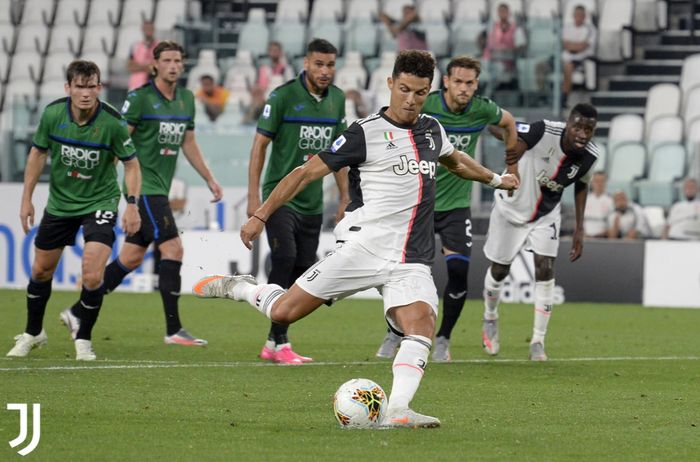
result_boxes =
[66,98,102,126]
[379,107,423,129]
[299,71,329,99]
[439,89,472,115]
[149,79,178,102]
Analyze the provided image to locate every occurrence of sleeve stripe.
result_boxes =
[256,128,275,138]
[120,152,138,162]
[31,143,48,151]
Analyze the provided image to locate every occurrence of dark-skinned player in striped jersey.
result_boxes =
[375,55,519,361]
[482,104,599,361]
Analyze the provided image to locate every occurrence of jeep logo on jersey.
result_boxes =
[60,145,100,169]
[298,125,334,150]
[158,122,187,145]
[393,155,436,179]
[535,170,564,192]
[448,133,471,151]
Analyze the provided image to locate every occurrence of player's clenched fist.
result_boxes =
[498,173,519,190]
[240,215,265,250]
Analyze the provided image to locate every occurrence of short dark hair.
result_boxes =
[306,38,338,56]
[571,103,598,119]
[200,74,214,83]
[574,5,586,12]
[66,60,101,84]
[392,50,435,82]
[446,55,481,78]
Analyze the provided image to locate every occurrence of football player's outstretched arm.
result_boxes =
[247,132,272,217]
[498,109,520,173]
[182,130,223,202]
[241,155,333,249]
[332,167,350,224]
[122,157,142,236]
[19,147,48,234]
[570,181,588,262]
[439,149,519,190]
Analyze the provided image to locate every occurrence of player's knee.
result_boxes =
[268,302,295,325]
[81,269,103,289]
[445,257,469,294]
[159,238,183,261]
[534,258,554,281]
[31,263,55,281]
[490,263,510,281]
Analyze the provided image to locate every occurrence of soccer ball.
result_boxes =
[333,378,387,428]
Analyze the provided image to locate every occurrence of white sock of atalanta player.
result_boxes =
[387,335,431,411]
[483,268,503,320]
[231,281,285,319]
[531,279,554,345]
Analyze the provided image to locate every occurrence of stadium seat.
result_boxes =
[596,0,633,62]
[0,24,14,55]
[335,51,367,91]
[271,22,307,58]
[223,50,256,90]
[685,118,700,167]
[308,22,343,51]
[225,74,251,107]
[418,0,450,23]
[642,206,666,238]
[14,24,49,54]
[87,0,121,26]
[646,116,683,158]
[237,9,270,58]
[526,21,556,58]
[154,0,188,32]
[120,0,155,26]
[453,0,487,21]
[82,24,116,55]
[0,1,18,26]
[607,114,644,162]
[186,49,220,91]
[38,79,67,102]
[53,0,89,26]
[607,142,646,199]
[214,103,244,135]
[275,0,308,24]
[4,80,38,105]
[592,140,607,172]
[346,0,379,25]
[527,0,559,20]
[8,50,42,82]
[19,0,56,26]
[683,86,700,131]
[644,83,680,135]
[0,51,9,82]
[633,0,667,32]
[345,22,378,57]
[450,21,484,57]
[309,0,343,25]
[637,144,686,208]
[48,26,81,55]
[425,23,450,57]
[113,24,143,61]
[680,54,700,99]
[42,52,74,82]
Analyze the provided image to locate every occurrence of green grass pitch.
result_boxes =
[1,289,699,461]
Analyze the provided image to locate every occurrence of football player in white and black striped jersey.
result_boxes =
[481,103,599,361]
[193,50,518,428]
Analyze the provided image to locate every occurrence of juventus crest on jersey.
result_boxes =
[495,119,599,225]
[318,109,454,265]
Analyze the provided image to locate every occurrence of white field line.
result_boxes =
[1,356,699,372]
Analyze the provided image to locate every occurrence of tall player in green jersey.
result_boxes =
[248,38,348,364]
[98,41,223,346]
[7,60,142,361]
[375,55,519,362]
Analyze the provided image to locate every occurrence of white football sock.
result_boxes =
[532,279,554,345]
[483,268,503,320]
[234,282,286,319]
[387,335,431,411]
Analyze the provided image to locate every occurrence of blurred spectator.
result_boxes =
[561,5,597,104]
[127,20,160,90]
[607,191,649,239]
[584,171,614,237]
[196,74,230,121]
[256,41,295,93]
[345,89,369,119]
[662,178,700,240]
[481,3,525,89]
[379,4,427,51]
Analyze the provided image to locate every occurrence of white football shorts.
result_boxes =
[295,240,439,334]
[484,205,561,265]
